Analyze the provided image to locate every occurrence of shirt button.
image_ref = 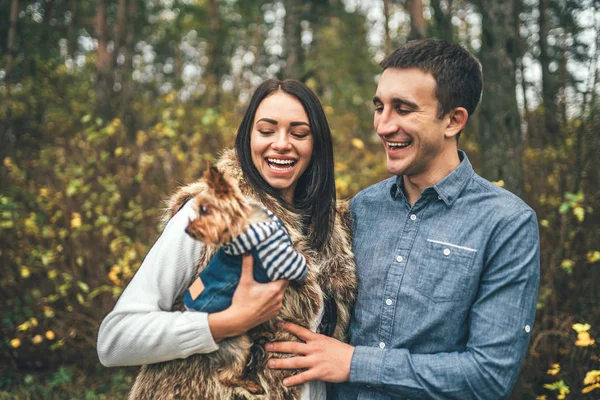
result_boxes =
[379,342,386,349]
[410,214,417,221]
[396,255,403,262]
[386,299,393,306]
[443,248,451,256]
[525,325,531,333]
[438,196,442,200]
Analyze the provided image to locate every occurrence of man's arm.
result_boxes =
[269,211,540,399]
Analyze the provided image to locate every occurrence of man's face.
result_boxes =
[373,67,456,181]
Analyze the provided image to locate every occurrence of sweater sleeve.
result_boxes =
[97,200,219,367]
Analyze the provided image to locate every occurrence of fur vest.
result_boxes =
[129,150,357,400]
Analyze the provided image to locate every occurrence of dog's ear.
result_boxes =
[204,166,234,198]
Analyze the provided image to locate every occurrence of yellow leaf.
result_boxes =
[20,266,31,279]
[582,383,600,394]
[540,219,549,228]
[573,206,585,222]
[535,396,547,400]
[71,212,82,228]
[575,332,595,347]
[114,147,123,156]
[10,338,21,348]
[32,335,43,344]
[492,180,505,187]
[351,138,365,150]
[583,370,600,386]
[45,330,56,340]
[572,323,591,333]
[547,363,560,375]
[587,251,600,263]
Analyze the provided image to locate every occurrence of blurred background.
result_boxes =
[1,0,599,398]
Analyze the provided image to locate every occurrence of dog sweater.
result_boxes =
[183,210,307,313]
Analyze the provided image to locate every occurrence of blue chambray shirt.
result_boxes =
[332,151,540,400]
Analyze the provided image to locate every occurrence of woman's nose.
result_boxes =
[271,131,292,151]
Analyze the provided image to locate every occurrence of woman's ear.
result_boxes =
[444,107,469,139]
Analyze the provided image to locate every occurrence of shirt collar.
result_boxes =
[390,150,474,206]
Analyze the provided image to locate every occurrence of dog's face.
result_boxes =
[185,167,250,245]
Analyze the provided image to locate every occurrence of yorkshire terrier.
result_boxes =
[181,166,307,393]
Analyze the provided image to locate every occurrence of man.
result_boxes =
[267,39,540,399]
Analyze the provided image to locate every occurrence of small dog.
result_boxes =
[182,166,306,394]
[184,167,307,316]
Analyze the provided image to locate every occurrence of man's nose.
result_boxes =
[375,112,398,137]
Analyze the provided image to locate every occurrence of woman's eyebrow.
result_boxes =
[290,121,310,127]
[256,118,278,125]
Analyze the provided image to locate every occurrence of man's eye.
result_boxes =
[395,107,410,115]
[374,105,383,113]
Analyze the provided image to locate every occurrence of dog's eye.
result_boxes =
[199,205,208,215]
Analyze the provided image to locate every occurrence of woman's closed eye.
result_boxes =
[291,131,310,139]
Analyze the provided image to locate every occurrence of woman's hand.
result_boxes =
[208,254,288,342]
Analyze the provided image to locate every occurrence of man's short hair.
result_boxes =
[380,39,483,121]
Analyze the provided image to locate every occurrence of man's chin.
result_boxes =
[386,160,407,176]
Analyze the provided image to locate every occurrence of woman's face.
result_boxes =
[250,91,314,204]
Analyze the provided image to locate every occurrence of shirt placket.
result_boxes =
[377,198,425,348]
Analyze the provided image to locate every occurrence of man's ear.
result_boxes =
[444,107,468,139]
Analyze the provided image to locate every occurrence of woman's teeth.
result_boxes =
[267,158,296,170]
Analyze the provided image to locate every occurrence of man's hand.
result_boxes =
[266,322,355,386]
[209,254,287,341]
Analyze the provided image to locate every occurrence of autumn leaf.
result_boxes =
[547,363,560,376]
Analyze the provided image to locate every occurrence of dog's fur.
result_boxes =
[129,150,357,400]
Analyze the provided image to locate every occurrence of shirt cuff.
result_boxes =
[349,345,386,385]
[174,311,219,357]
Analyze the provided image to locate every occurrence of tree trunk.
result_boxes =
[5,0,19,97]
[95,0,113,121]
[205,0,222,105]
[407,0,427,40]
[121,0,137,138]
[538,0,560,145]
[475,0,525,197]
[283,0,303,79]
[430,0,453,41]
[514,0,529,141]
[383,0,392,54]
[67,0,78,57]
[115,0,127,57]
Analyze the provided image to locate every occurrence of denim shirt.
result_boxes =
[333,151,540,400]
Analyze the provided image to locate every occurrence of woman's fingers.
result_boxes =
[239,254,255,285]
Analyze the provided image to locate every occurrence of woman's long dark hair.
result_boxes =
[235,79,336,251]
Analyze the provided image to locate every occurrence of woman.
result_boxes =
[97,79,357,400]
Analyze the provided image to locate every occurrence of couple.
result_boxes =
[98,39,540,399]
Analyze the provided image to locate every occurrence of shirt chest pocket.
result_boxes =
[414,239,477,302]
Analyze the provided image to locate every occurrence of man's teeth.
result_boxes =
[388,141,411,149]
[267,158,296,170]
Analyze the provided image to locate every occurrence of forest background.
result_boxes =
[1,0,599,398]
